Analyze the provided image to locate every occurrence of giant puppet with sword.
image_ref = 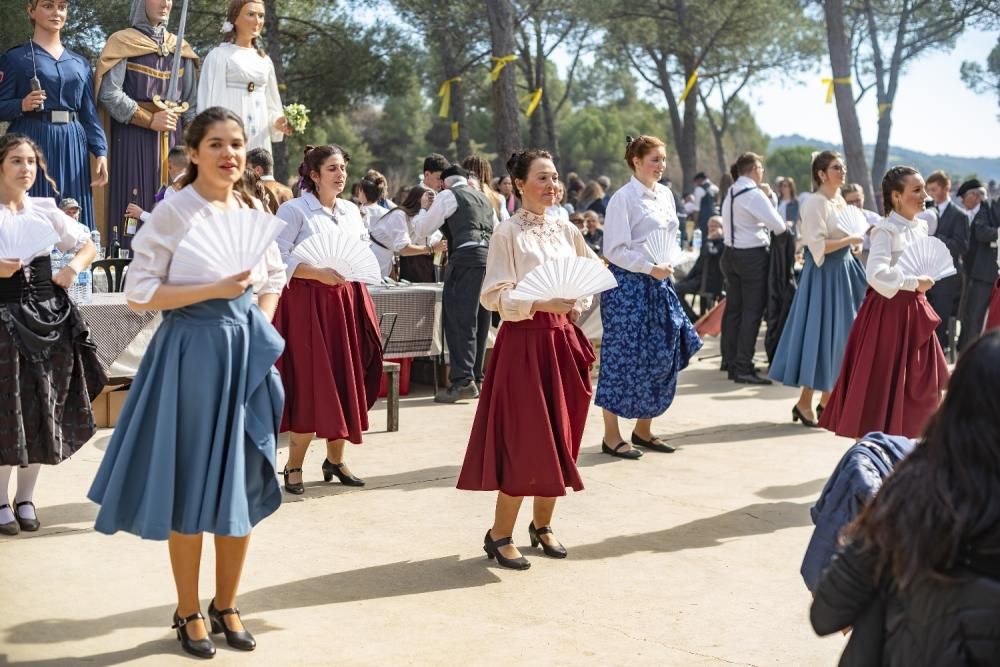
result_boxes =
[94,0,198,250]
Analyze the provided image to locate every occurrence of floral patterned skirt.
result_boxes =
[595,265,703,419]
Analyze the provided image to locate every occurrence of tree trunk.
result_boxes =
[542,90,560,164]
[438,37,471,161]
[871,110,891,199]
[822,0,876,210]
[712,126,727,177]
[486,0,523,168]
[263,0,288,183]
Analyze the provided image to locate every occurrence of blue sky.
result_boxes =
[747,29,999,158]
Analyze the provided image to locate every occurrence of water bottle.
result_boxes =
[90,229,103,259]
[77,267,92,304]
[61,251,77,301]
[692,229,703,253]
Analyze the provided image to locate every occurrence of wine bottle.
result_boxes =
[110,225,121,260]
[124,188,139,236]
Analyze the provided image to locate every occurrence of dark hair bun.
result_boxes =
[625,135,635,147]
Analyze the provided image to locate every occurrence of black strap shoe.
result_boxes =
[529,522,568,558]
[209,599,256,651]
[172,611,216,659]
[601,440,643,459]
[282,467,305,495]
[0,505,19,536]
[792,405,818,428]
[483,530,530,570]
[14,501,39,532]
[733,372,773,385]
[631,432,677,453]
[322,459,365,487]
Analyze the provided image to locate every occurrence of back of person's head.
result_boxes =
[580,180,605,203]
[462,154,500,200]
[718,173,734,203]
[359,176,382,204]
[246,147,273,175]
[441,164,469,188]
[423,153,449,175]
[365,169,389,199]
[849,331,1000,588]
[168,145,189,170]
[597,175,611,190]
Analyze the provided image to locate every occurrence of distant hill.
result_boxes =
[769,134,1000,183]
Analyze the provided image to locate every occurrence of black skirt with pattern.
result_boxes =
[0,257,107,466]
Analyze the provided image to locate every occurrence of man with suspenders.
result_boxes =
[720,153,787,385]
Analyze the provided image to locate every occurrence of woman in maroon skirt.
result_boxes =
[819,166,949,439]
[985,281,1000,332]
[457,149,598,570]
[273,145,383,493]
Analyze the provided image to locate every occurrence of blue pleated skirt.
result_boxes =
[9,116,97,231]
[596,264,704,419]
[768,247,867,392]
[88,290,285,540]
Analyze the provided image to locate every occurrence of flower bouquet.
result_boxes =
[283,103,310,133]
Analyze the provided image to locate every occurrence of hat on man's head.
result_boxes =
[59,198,81,212]
[957,179,985,198]
[441,165,469,181]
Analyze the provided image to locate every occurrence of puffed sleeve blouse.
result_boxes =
[124,186,286,304]
[480,208,598,322]
[799,191,853,268]
[865,211,925,299]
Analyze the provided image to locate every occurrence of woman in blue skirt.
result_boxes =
[768,151,867,425]
[88,108,286,658]
[596,135,703,458]
[0,0,108,230]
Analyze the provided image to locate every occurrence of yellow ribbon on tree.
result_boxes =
[437,77,461,118]
[521,87,543,117]
[678,71,698,103]
[822,76,852,104]
[878,103,892,119]
[451,121,460,142]
[490,55,517,82]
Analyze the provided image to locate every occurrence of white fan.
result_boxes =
[644,229,686,266]
[169,208,286,284]
[0,212,60,263]
[508,256,618,301]
[291,231,382,285]
[834,206,871,238]
[896,236,956,282]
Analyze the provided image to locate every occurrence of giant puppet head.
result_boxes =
[130,0,172,28]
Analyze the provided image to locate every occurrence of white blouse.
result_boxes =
[0,197,89,261]
[197,43,284,153]
[125,186,286,304]
[368,208,445,278]
[602,176,679,274]
[866,211,926,299]
[480,209,598,322]
[275,193,369,283]
[799,191,854,267]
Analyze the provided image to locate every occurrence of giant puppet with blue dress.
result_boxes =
[95,0,198,249]
[0,0,109,231]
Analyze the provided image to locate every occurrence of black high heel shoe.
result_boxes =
[529,522,567,559]
[816,404,825,420]
[282,467,304,495]
[791,405,818,428]
[0,505,19,536]
[322,459,365,487]
[14,501,39,532]
[172,610,216,659]
[483,530,530,570]
[208,599,256,651]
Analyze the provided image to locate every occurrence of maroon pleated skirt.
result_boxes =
[457,312,596,497]
[273,278,383,443]
[985,278,1000,332]
[819,288,948,439]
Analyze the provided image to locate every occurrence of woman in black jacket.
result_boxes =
[811,330,1000,666]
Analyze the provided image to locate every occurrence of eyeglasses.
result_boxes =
[830,164,846,172]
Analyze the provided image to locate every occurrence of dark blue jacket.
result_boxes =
[800,432,916,592]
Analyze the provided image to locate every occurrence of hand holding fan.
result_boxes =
[169,208,286,285]
[291,231,382,285]
[508,255,618,302]
[644,229,685,266]
[896,236,956,282]
[0,212,60,263]
[835,206,870,238]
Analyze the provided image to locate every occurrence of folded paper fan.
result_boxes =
[291,231,382,285]
[896,236,956,282]
[169,208,286,284]
[0,211,60,263]
[508,255,618,301]
[643,229,686,266]
[834,206,871,238]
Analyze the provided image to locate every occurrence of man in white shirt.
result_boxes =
[414,165,497,403]
[958,178,997,351]
[719,152,787,385]
[924,171,969,353]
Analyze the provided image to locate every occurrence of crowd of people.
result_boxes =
[3,0,1000,663]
